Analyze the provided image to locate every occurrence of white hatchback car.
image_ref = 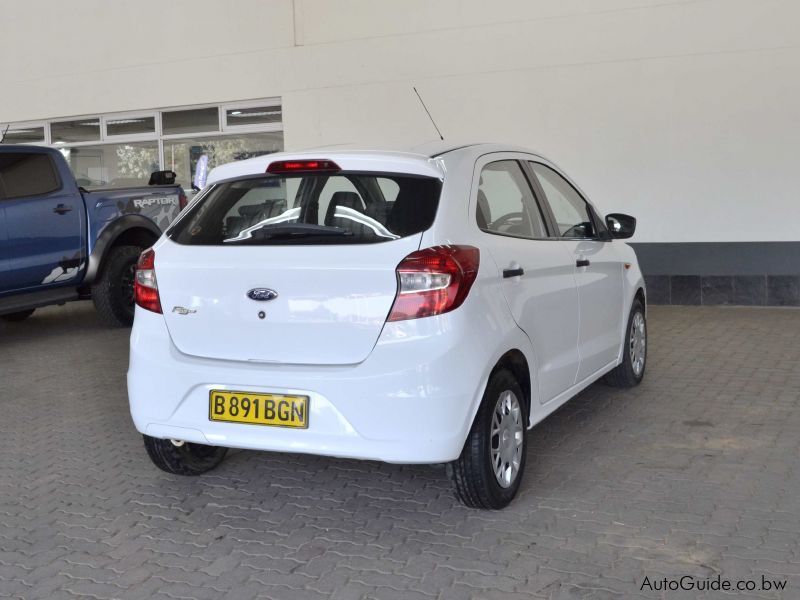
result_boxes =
[128,143,646,509]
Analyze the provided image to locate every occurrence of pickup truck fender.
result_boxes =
[83,215,162,285]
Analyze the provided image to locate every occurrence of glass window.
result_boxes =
[61,141,159,189]
[1,126,45,144]
[225,105,282,127]
[530,163,595,238]
[106,116,155,137]
[169,172,441,246]
[0,153,61,199]
[162,107,219,135]
[51,118,101,143]
[163,132,283,191]
[477,160,546,238]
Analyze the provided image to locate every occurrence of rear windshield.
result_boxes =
[168,172,441,245]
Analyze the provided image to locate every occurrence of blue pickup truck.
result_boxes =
[0,145,185,326]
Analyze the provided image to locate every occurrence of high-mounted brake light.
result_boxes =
[387,245,480,322]
[134,248,162,314]
[266,159,340,174]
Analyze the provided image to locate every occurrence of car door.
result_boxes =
[527,161,624,382]
[0,152,85,292]
[472,155,580,404]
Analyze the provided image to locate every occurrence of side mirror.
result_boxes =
[605,213,636,239]
[149,170,176,186]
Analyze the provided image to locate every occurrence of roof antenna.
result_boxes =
[0,124,9,144]
[413,87,444,140]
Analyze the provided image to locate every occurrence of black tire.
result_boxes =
[604,299,647,388]
[1,309,35,322]
[143,435,228,476]
[447,368,528,509]
[92,245,142,327]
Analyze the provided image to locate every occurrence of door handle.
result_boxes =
[503,267,525,278]
[576,259,590,268]
[53,204,73,215]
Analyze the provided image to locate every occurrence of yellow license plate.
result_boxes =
[209,390,309,428]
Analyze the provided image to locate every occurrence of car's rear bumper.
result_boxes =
[127,305,501,464]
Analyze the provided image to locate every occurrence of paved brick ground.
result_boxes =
[1,304,800,599]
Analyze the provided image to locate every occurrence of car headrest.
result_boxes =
[386,181,437,236]
[325,191,365,224]
[477,189,491,230]
[238,204,265,217]
[238,200,286,222]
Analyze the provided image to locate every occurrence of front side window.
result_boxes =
[477,160,546,239]
[169,172,441,245]
[0,153,61,200]
[530,162,595,239]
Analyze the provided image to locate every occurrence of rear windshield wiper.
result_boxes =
[224,224,353,244]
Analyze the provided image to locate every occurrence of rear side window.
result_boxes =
[169,172,441,245]
[477,160,547,239]
[0,153,61,200]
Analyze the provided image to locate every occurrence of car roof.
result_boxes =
[205,142,549,185]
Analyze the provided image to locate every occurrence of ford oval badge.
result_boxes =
[247,288,278,301]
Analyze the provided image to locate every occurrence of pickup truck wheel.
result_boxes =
[92,245,142,327]
[1,309,35,322]
[604,299,647,387]
[143,435,228,476]
[447,368,527,509]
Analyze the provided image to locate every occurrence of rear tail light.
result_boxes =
[266,159,340,174]
[178,190,188,210]
[387,245,480,322]
[134,248,162,314]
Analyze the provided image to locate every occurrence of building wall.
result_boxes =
[2,0,799,303]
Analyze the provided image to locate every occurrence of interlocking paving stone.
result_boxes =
[2,303,800,598]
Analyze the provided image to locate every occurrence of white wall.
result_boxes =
[2,0,798,242]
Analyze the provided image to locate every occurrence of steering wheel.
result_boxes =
[561,222,592,238]
[490,212,524,232]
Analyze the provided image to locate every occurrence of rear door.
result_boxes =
[472,155,580,404]
[156,168,441,366]
[527,162,624,382]
[0,152,85,292]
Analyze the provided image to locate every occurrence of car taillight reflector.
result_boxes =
[134,248,162,314]
[178,190,188,210]
[387,245,480,322]
[266,159,340,174]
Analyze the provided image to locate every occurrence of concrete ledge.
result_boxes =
[644,275,800,306]
[630,242,800,277]
[631,243,800,306]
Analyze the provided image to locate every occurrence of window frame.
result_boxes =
[49,116,103,145]
[472,155,556,241]
[159,104,222,139]
[221,99,283,134]
[0,121,49,146]
[2,99,283,194]
[102,111,159,141]
[524,161,608,241]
